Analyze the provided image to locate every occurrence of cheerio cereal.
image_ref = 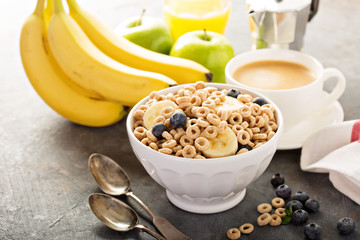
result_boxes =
[132,82,278,159]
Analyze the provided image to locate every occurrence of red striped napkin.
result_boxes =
[300,120,360,204]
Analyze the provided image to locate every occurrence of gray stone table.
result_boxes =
[1,0,359,239]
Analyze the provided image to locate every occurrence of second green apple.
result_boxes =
[170,30,234,83]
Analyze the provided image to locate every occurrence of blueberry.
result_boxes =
[152,123,166,139]
[271,173,285,187]
[305,199,320,213]
[292,209,309,224]
[253,97,268,106]
[226,89,241,98]
[304,223,322,240]
[276,184,291,199]
[170,112,187,128]
[293,191,310,204]
[337,217,355,235]
[285,200,303,211]
[238,144,252,151]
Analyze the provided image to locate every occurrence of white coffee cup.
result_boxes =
[225,49,346,131]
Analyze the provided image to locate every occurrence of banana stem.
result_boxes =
[66,0,79,12]
[204,29,208,41]
[136,9,146,26]
[34,0,46,16]
[46,0,53,14]
[53,0,66,13]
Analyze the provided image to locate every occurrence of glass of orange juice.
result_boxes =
[163,0,231,40]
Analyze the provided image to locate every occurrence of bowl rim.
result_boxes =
[126,83,284,163]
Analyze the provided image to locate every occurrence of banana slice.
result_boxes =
[215,96,243,113]
[143,100,177,130]
[202,127,238,158]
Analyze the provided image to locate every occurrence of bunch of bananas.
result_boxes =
[20,0,212,127]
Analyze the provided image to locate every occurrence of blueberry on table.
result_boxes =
[292,209,309,224]
[271,173,285,187]
[275,184,291,199]
[337,217,356,235]
[305,199,320,213]
[226,89,241,98]
[152,123,166,139]
[293,191,310,204]
[170,112,187,128]
[253,97,268,106]
[285,200,303,211]
[304,223,322,240]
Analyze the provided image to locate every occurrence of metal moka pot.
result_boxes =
[247,0,319,51]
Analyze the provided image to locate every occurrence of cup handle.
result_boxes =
[317,68,346,110]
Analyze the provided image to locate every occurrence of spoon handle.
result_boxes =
[127,192,192,240]
[136,224,167,240]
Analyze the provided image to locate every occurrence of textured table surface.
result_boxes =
[1,0,360,239]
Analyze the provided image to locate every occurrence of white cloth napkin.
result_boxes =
[300,119,360,205]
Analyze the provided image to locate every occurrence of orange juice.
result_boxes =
[163,0,231,40]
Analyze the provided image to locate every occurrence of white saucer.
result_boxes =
[278,98,344,150]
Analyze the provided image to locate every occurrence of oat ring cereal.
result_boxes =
[218,121,227,134]
[161,106,175,118]
[134,127,147,140]
[186,125,201,139]
[267,131,276,141]
[195,90,207,102]
[159,148,173,155]
[203,126,219,139]
[206,113,221,126]
[257,203,272,213]
[182,145,197,158]
[154,115,165,124]
[146,131,157,142]
[250,103,262,116]
[208,95,221,105]
[228,113,243,125]
[180,135,193,146]
[269,214,282,226]
[197,117,210,128]
[239,223,254,234]
[254,116,266,128]
[257,213,272,226]
[195,107,210,118]
[253,133,268,140]
[239,105,251,118]
[232,125,244,135]
[262,107,274,120]
[237,130,251,145]
[141,138,151,146]
[217,109,231,121]
[194,81,206,90]
[149,142,159,151]
[272,197,285,208]
[194,137,210,151]
[162,139,177,149]
[202,99,216,109]
[190,95,202,106]
[133,109,145,120]
[274,208,286,218]
[227,228,241,240]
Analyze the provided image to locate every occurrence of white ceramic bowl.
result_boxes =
[126,83,283,214]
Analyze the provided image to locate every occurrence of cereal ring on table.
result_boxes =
[202,100,216,109]
[228,113,243,125]
[133,109,145,120]
[162,139,177,149]
[137,105,148,112]
[241,121,249,129]
[257,203,273,213]
[237,148,248,154]
[217,109,232,121]
[141,138,151,146]
[203,126,219,139]
[207,95,221,105]
[250,127,260,134]
[194,137,210,151]
[262,107,274,121]
[253,133,267,140]
[182,145,197,158]
[272,197,285,208]
[197,117,210,128]
[149,142,159,151]
[133,120,144,129]
[145,98,157,106]
[186,125,201,139]
[180,135,194,146]
[206,113,221,126]
[161,106,175,118]
[267,131,276,141]
[194,107,210,118]
[205,87,217,94]
[239,105,251,118]
[162,131,173,140]
[184,85,196,93]
[190,95,202,106]
[178,101,192,109]
[159,148,173,155]
[149,91,161,100]
[244,115,256,128]
[237,94,252,103]
[257,213,272,226]
[245,128,253,140]
[184,106,194,118]
[194,81,206,90]
[269,121,278,131]
[255,116,266,128]
[232,125,244,135]
[269,214,282,226]
[146,131,157,142]
[239,223,254,234]
[260,124,272,135]
[218,121,227,134]
[237,130,251,145]
[195,90,208,102]
[194,154,206,159]
[175,149,183,157]
[154,115,165,124]
[134,127,147,140]
[226,228,241,240]
[274,208,286,218]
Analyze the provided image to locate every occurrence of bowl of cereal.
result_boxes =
[126,82,283,214]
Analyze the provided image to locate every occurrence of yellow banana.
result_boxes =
[20,0,126,127]
[66,0,213,84]
[48,0,176,107]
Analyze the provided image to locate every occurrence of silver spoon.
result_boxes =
[89,193,166,240]
[89,153,191,240]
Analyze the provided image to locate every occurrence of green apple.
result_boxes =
[114,15,173,55]
[170,30,234,83]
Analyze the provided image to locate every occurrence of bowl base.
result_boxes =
[166,189,246,214]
